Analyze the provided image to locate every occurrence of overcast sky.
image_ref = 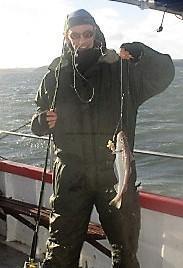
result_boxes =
[0,0,183,68]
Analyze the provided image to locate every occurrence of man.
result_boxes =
[31,9,174,268]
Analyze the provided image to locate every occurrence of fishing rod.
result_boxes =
[23,46,64,268]
[0,155,8,160]
[23,135,52,268]
[0,120,31,140]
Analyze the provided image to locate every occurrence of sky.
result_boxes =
[0,0,183,68]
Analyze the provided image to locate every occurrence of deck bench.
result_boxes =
[0,195,111,257]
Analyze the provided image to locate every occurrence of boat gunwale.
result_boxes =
[1,159,183,218]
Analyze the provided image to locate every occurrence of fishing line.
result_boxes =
[71,45,95,104]
[99,41,106,56]
[71,37,106,104]
[112,57,125,142]
[0,120,31,140]
[112,56,130,148]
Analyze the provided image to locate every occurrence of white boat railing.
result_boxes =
[0,130,50,141]
[0,129,54,170]
[134,148,183,160]
[1,129,183,161]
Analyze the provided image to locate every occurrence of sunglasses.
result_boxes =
[68,30,95,40]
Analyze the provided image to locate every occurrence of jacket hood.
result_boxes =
[64,9,106,50]
[65,9,96,31]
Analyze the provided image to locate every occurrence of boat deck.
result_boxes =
[0,237,28,268]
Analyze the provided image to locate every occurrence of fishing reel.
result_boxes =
[23,259,41,268]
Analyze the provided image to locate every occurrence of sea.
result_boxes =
[0,60,183,198]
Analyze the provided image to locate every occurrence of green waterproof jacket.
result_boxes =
[31,42,175,166]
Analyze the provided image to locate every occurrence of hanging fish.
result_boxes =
[107,130,134,209]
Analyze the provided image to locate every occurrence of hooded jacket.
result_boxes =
[31,27,175,167]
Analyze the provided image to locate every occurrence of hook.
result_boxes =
[157,10,166,32]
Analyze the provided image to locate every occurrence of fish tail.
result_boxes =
[109,196,122,209]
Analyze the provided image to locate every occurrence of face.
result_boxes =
[66,24,95,50]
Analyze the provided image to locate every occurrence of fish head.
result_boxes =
[116,131,126,152]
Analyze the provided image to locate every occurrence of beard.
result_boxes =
[74,47,101,73]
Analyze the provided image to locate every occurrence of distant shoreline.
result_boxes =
[0,66,48,75]
[0,59,182,72]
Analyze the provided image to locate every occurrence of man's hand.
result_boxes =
[46,109,58,129]
[119,48,134,60]
[119,43,143,62]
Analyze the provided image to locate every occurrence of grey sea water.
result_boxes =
[0,61,183,198]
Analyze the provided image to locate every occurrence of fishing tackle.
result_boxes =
[72,45,95,104]
[107,54,131,208]
[111,56,126,143]
[24,259,41,268]
[157,9,166,32]
[23,39,65,268]
[99,41,106,56]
